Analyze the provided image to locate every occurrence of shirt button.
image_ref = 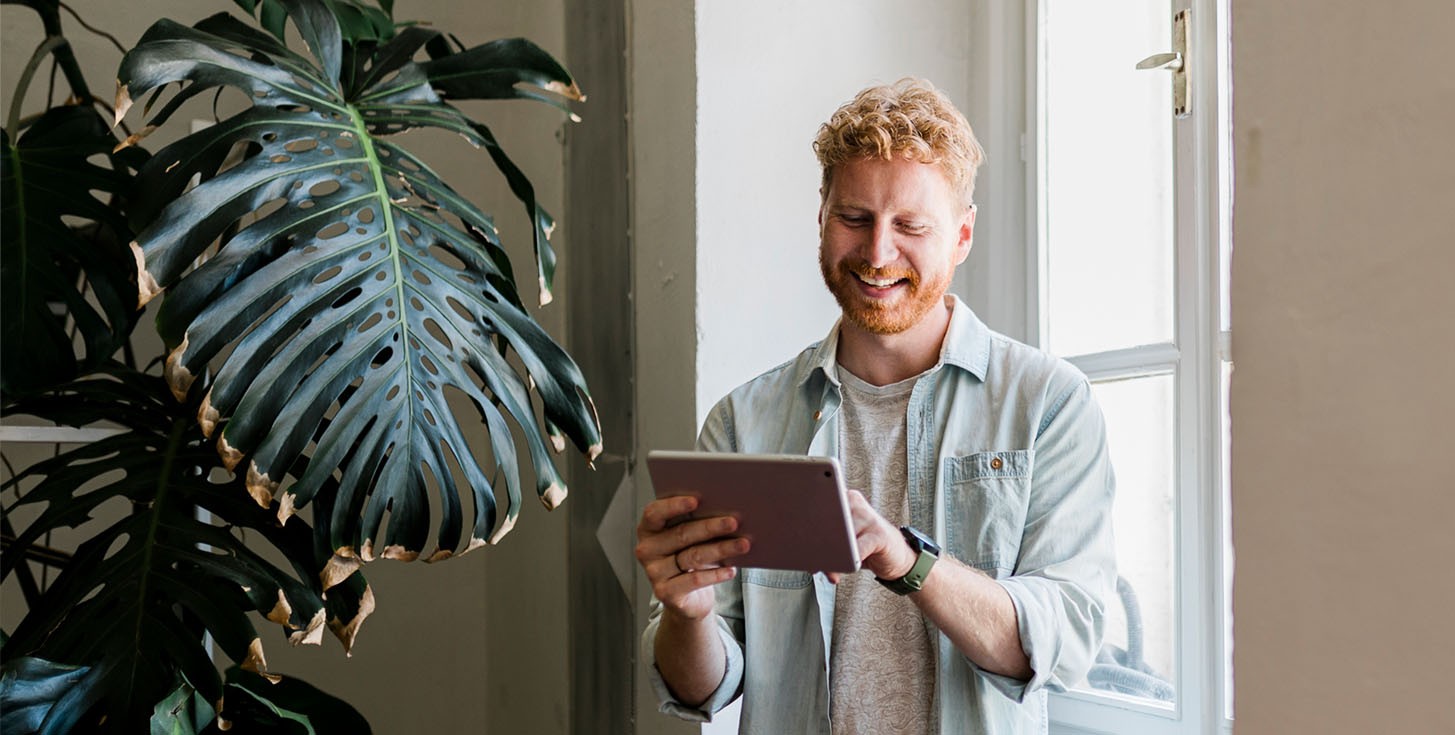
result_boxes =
[990,457,1004,470]
[813,410,823,421]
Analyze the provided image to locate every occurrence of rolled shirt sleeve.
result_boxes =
[640,601,745,721]
[980,377,1118,701]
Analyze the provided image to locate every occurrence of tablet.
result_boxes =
[646,450,860,574]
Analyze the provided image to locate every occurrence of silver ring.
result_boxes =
[673,552,688,575]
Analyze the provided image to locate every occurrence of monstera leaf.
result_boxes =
[150,677,216,735]
[232,0,399,46]
[115,0,601,581]
[204,665,371,734]
[0,366,374,733]
[0,657,91,734]
[1,59,147,397]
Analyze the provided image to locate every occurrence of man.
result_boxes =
[634,78,1116,734]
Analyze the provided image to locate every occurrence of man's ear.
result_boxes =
[817,175,833,232]
[954,205,977,266]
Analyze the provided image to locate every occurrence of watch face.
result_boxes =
[902,526,940,556]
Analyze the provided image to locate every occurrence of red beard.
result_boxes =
[819,255,951,335]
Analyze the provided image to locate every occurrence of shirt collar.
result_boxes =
[796,294,992,388]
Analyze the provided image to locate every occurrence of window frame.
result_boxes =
[962,1,1233,733]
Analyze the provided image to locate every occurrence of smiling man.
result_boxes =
[635,79,1117,734]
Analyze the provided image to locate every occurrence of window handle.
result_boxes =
[1133,9,1191,118]
[1135,52,1183,72]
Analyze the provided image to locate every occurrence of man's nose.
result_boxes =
[865,221,898,268]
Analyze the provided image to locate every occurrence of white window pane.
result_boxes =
[1074,374,1176,704]
[1043,0,1175,357]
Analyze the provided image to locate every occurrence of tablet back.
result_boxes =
[646,450,860,574]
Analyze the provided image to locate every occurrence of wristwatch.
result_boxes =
[876,526,940,595]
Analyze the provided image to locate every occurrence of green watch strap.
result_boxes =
[877,526,939,595]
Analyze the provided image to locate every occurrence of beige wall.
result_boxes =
[1,2,573,733]
[1230,2,1455,733]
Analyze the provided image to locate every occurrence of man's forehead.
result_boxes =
[823,160,956,207]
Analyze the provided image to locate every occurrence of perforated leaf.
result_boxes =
[116,0,599,576]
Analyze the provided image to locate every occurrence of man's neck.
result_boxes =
[836,299,953,387]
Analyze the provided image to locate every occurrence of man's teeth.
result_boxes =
[859,275,900,287]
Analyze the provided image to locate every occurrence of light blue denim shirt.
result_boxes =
[643,296,1116,734]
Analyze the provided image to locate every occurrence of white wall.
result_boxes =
[1229,2,1455,732]
[694,1,975,424]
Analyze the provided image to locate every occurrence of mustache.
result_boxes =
[843,262,917,285]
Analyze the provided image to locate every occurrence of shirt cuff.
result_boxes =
[979,577,1064,703]
[642,616,745,722]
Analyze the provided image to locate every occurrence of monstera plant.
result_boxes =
[0,0,600,732]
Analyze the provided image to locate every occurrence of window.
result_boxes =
[966,0,1232,732]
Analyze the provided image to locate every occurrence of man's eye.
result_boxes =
[839,215,870,227]
[899,223,929,235]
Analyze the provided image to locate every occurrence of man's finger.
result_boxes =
[650,554,699,582]
[656,566,738,601]
[674,536,749,573]
[845,489,899,538]
[638,495,699,532]
[636,514,739,562]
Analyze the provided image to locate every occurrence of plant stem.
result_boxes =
[34,2,92,104]
[59,2,127,55]
[6,36,67,136]
[125,417,190,693]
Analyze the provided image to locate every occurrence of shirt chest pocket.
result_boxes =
[740,568,813,589]
[943,450,1033,578]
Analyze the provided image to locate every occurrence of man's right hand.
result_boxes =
[634,495,750,620]
[637,495,749,707]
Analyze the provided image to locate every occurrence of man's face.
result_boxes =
[818,157,975,335]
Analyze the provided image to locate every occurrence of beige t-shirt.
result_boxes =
[829,366,937,735]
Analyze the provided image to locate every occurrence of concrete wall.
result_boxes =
[1229,2,1455,733]
[1,2,573,733]
[628,1,699,732]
